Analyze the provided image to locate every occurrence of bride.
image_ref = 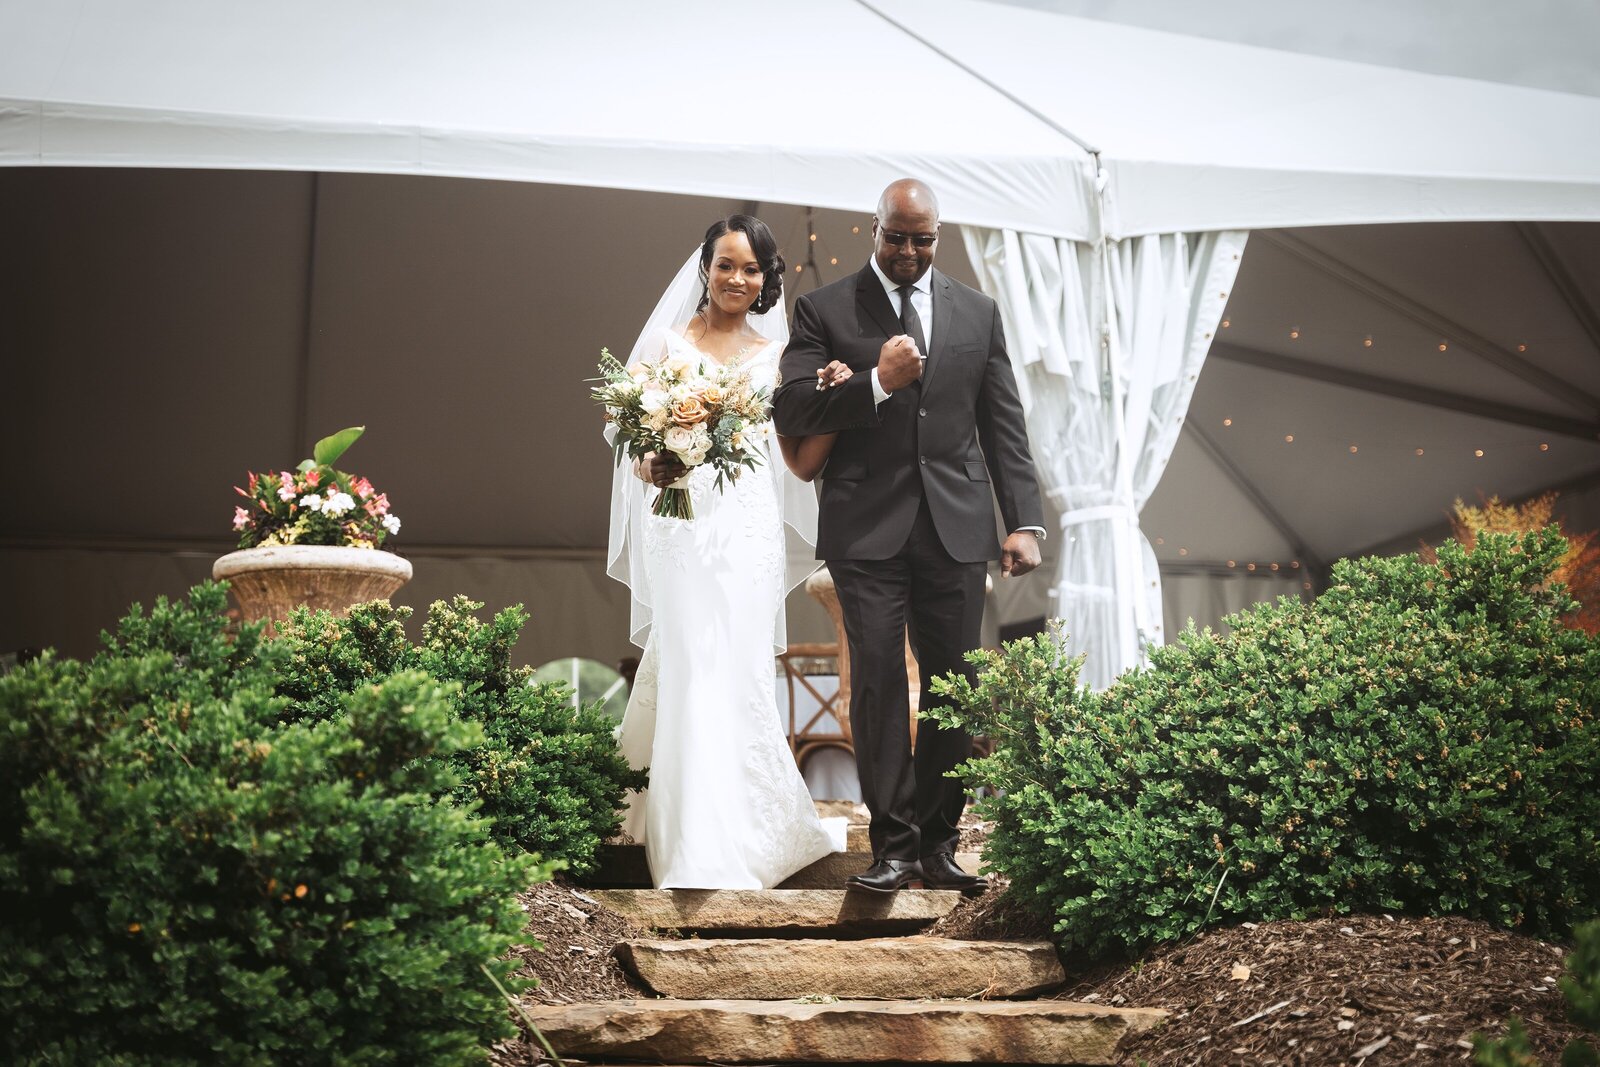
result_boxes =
[606,215,850,889]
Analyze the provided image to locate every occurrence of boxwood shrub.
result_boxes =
[272,597,645,875]
[0,583,545,1065]
[929,528,1600,957]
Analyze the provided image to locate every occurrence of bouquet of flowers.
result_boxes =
[592,347,771,519]
[231,426,402,549]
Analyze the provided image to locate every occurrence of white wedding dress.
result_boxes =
[611,332,845,889]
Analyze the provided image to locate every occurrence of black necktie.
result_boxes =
[897,283,928,358]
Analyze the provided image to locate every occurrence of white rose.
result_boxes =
[662,425,696,457]
[323,491,356,517]
[382,514,402,535]
[664,352,696,377]
[668,382,695,404]
[299,493,324,512]
[684,446,709,466]
[690,423,711,447]
[640,388,668,413]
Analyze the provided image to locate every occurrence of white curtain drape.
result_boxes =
[964,225,1248,689]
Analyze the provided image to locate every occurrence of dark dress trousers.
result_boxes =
[773,264,1044,861]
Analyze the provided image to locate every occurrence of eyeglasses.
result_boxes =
[878,229,938,249]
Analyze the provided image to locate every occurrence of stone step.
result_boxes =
[580,845,984,890]
[522,997,1165,1065]
[588,888,962,936]
[616,935,1065,1000]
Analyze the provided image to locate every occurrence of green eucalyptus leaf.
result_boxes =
[313,426,365,468]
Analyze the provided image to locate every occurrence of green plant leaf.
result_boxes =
[313,426,365,468]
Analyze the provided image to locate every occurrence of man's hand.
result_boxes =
[638,451,687,488]
[1000,530,1042,578]
[876,335,924,393]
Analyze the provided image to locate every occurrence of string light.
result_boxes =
[1415,448,1425,456]
[1517,343,1528,352]
[1438,342,1449,352]
[1155,537,1165,545]
[809,233,817,242]
[1540,443,1550,452]
[795,264,803,273]
[830,257,838,266]
[1363,335,1373,347]
[1223,417,1233,427]
[1178,547,1189,556]
[1270,563,1280,571]
[851,225,860,234]
[1220,318,1231,328]
[1348,445,1358,454]
[1474,449,1484,458]
[1291,561,1300,569]
[1227,560,1237,568]
[1289,326,1301,340]
[1284,434,1295,443]
[1247,563,1257,571]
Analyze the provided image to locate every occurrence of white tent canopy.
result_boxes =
[6,0,1600,237]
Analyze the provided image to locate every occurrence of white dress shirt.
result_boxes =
[867,255,931,405]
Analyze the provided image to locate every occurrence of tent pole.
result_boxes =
[1210,342,1600,442]
[293,172,322,455]
[1515,222,1600,359]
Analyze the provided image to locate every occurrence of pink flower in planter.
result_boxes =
[353,477,374,499]
[233,506,251,530]
[304,469,321,487]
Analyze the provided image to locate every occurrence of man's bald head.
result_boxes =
[877,178,940,221]
[872,179,941,285]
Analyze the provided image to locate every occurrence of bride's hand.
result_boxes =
[815,360,854,389]
[640,451,688,488]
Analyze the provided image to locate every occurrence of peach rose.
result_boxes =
[700,384,724,406]
[670,395,709,425]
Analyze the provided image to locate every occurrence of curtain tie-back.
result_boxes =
[1057,503,1138,530]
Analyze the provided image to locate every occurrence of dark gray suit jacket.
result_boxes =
[772,265,1043,562]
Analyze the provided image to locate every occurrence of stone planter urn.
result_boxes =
[213,545,413,634]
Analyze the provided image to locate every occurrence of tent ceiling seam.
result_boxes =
[1515,221,1600,359]
[1210,341,1600,442]
[852,0,1100,156]
[1186,421,1326,574]
[1257,229,1600,418]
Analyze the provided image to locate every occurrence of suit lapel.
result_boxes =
[920,269,954,395]
[855,265,902,345]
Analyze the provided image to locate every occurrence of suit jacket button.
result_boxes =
[918,407,928,417]
[919,455,927,464]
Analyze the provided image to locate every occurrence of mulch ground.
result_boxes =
[488,876,658,1066]
[937,879,1587,1065]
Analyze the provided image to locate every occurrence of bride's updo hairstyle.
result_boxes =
[698,214,786,315]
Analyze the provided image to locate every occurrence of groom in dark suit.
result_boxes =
[773,179,1045,893]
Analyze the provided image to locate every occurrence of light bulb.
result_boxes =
[1474,449,1484,458]
[1289,327,1300,340]
[1540,443,1550,452]
[1349,445,1358,454]
[1285,434,1295,443]
[1178,547,1189,556]
[851,226,860,234]
[1221,318,1231,328]
[1415,448,1424,456]
[1223,418,1233,427]
[809,233,817,242]
[1363,336,1373,347]
[1517,343,1527,352]
[1227,560,1236,568]
[1438,342,1449,352]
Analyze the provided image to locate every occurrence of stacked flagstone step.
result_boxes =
[538,801,1164,1064]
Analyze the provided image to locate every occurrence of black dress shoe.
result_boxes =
[921,851,988,894]
[845,858,925,894]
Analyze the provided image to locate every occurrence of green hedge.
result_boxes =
[929,528,1600,957]
[0,584,545,1065]
[272,597,645,875]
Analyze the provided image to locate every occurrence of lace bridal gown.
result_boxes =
[610,331,845,889]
